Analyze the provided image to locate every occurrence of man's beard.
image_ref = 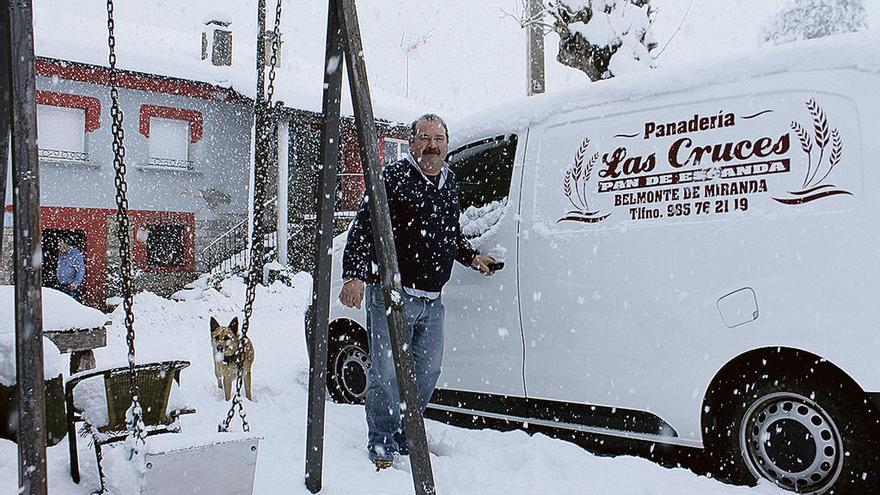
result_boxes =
[418,152,443,171]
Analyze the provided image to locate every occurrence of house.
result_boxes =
[2,8,415,308]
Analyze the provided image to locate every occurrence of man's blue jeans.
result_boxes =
[365,284,444,461]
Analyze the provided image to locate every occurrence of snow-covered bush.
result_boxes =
[761,0,868,46]
[520,0,658,81]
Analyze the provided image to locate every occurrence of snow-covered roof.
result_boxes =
[32,0,426,122]
[451,29,880,148]
[31,2,880,134]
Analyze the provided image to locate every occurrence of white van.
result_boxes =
[327,31,880,494]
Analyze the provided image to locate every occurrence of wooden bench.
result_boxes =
[44,324,108,374]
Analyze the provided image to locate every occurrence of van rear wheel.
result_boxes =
[706,370,880,494]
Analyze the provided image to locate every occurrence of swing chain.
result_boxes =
[219,0,284,434]
[106,0,147,451]
[265,0,284,105]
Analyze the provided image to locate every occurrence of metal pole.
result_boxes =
[247,0,267,267]
[255,0,267,105]
[526,0,545,96]
[277,111,289,266]
[0,0,11,255]
[336,0,436,493]
[8,0,48,494]
[304,0,343,491]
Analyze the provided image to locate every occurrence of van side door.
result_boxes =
[437,134,526,398]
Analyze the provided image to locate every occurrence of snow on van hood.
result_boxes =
[449,29,880,148]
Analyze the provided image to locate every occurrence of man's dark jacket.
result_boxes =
[342,158,478,293]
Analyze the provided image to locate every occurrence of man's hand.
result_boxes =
[339,278,365,309]
[68,284,77,290]
[471,255,498,276]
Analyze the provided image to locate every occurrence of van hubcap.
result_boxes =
[740,392,843,493]
[334,344,369,401]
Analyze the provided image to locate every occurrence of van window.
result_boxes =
[447,135,517,210]
[448,135,517,241]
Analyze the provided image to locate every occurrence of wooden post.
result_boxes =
[305,1,437,494]
[304,0,342,491]
[526,0,545,96]
[7,0,48,494]
[0,0,11,255]
[337,0,436,493]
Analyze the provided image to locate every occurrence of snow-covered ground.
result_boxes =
[1,275,787,494]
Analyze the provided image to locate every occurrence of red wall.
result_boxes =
[4,205,195,307]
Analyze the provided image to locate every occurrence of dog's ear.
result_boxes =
[229,317,240,334]
[210,316,220,333]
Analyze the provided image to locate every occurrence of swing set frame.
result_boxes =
[4,0,438,494]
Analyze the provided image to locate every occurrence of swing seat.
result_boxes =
[65,360,196,488]
[98,433,260,495]
[96,433,260,495]
[139,434,260,495]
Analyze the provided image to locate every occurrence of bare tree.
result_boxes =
[762,0,868,46]
[507,0,658,82]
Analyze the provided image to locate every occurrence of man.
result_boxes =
[56,238,85,303]
[339,113,497,469]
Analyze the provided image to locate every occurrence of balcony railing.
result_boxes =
[147,156,194,170]
[38,148,89,162]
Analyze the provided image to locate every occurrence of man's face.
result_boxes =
[409,118,448,175]
[58,240,70,253]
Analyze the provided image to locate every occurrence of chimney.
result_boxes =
[202,19,232,67]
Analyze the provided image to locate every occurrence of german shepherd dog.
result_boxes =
[210,316,255,401]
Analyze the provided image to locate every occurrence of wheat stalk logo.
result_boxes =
[800,98,842,189]
[563,138,599,212]
[774,98,850,205]
[559,137,609,223]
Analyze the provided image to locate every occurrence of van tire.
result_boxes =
[326,325,370,404]
[704,367,880,494]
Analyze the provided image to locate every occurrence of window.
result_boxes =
[202,21,232,66]
[37,104,87,161]
[139,105,203,170]
[447,135,518,240]
[448,135,517,209]
[35,91,101,162]
[383,137,408,166]
[146,224,185,268]
[149,117,191,166]
[213,29,233,66]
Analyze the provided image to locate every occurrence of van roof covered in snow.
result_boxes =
[450,30,880,149]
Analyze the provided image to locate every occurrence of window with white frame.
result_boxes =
[383,137,408,166]
[148,117,191,169]
[36,104,87,161]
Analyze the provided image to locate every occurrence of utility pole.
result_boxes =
[6,0,49,494]
[526,0,545,96]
